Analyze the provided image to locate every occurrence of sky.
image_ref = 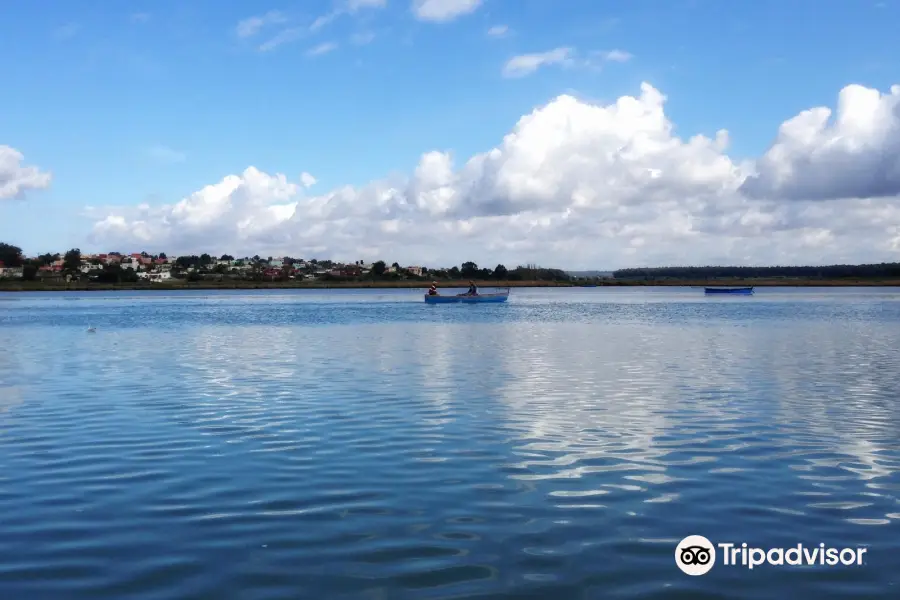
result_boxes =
[1,0,900,270]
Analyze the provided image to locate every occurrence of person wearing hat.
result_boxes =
[428,282,439,295]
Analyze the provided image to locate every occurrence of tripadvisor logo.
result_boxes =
[675,535,868,575]
[676,535,716,576]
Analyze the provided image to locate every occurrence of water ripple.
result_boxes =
[1,287,898,598]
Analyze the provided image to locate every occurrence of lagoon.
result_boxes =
[1,287,899,599]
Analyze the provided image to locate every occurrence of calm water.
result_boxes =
[1,287,899,599]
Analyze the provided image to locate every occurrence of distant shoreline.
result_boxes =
[3,278,900,292]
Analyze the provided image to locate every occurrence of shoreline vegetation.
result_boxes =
[2,243,900,292]
[3,278,900,292]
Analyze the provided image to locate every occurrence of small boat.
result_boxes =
[424,288,510,304]
[704,287,754,295]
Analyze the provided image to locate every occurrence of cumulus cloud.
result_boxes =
[412,0,483,22]
[503,47,574,78]
[741,84,900,201]
[0,145,52,201]
[86,82,900,269]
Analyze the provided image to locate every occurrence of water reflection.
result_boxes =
[1,289,899,598]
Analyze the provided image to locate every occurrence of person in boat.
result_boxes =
[427,282,438,296]
[464,281,478,296]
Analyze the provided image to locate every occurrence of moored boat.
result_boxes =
[424,288,510,303]
[704,287,754,295]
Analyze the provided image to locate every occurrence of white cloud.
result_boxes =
[487,24,508,37]
[741,84,900,201]
[412,0,483,22]
[236,11,287,38]
[503,47,574,78]
[86,82,900,269]
[312,0,387,32]
[259,27,306,52]
[307,42,338,56]
[596,49,632,63]
[300,172,317,188]
[144,144,187,164]
[0,145,52,201]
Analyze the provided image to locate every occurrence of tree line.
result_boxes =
[8,242,900,283]
[613,263,900,280]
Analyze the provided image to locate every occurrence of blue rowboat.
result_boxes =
[704,287,754,295]
[424,289,510,304]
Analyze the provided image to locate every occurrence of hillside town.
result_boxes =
[0,244,572,284]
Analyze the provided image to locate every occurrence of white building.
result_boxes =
[149,271,172,283]
[0,266,23,278]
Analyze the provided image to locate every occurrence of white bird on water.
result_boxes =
[87,325,96,333]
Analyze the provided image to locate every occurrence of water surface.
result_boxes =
[1,287,898,599]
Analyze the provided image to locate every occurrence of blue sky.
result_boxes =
[2,0,900,268]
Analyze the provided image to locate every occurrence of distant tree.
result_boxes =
[493,264,508,279]
[95,264,138,284]
[220,254,234,261]
[36,253,54,265]
[460,261,478,277]
[176,255,199,268]
[63,248,82,272]
[22,264,37,281]
[372,260,386,276]
[199,253,212,265]
[0,243,24,268]
[140,251,149,257]
[95,266,121,284]
[158,252,167,259]
[421,266,429,275]
[611,263,900,280]
[449,266,460,278]
[391,262,400,270]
